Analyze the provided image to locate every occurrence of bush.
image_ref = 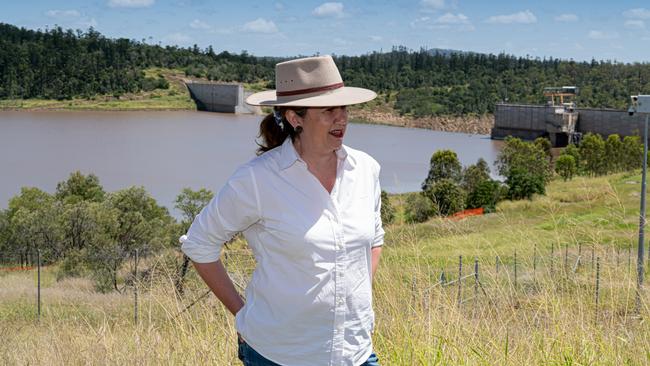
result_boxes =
[497,137,551,183]
[555,155,577,181]
[56,249,88,280]
[506,167,545,200]
[466,179,502,212]
[425,179,466,216]
[380,191,395,225]
[422,150,462,191]
[404,193,436,223]
[622,135,644,171]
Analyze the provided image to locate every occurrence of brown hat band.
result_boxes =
[276,82,344,97]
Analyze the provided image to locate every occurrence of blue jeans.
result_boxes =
[238,338,380,366]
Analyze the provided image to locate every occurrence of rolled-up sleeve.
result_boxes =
[181,165,261,263]
[372,161,385,248]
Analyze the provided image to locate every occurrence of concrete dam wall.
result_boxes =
[492,103,647,146]
[185,82,260,114]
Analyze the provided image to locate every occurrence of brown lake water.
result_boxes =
[0,111,502,216]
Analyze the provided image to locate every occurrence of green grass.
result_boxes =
[1,173,650,365]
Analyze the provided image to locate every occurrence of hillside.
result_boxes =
[1,172,649,364]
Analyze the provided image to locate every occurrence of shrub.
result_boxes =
[380,190,395,225]
[425,179,466,216]
[563,144,582,173]
[621,135,644,171]
[604,134,623,173]
[466,179,502,212]
[555,155,577,181]
[506,167,545,200]
[404,193,436,223]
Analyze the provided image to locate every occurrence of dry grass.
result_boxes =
[2,172,650,365]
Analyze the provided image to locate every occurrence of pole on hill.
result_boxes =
[630,95,650,312]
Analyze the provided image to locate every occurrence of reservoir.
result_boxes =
[0,111,501,215]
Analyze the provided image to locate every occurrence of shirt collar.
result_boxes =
[278,137,354,170]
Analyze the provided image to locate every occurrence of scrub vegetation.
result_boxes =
[1,171,650,365]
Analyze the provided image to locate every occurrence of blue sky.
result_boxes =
[3,0,650,63]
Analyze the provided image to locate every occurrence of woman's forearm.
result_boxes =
[192,260,245,316]
[371,246,382,280]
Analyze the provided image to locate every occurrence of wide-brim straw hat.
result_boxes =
[245,55,376,107]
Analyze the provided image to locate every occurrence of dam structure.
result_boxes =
[492,103,649,147]
[185,82,260,114]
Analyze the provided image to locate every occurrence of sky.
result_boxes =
[3,0,650,63]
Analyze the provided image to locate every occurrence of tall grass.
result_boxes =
[1,173,650,365]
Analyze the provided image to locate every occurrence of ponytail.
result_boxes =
[256,107,306,155]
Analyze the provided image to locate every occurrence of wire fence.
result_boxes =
[1,241,648,325]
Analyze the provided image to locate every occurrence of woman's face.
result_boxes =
[291,106,348,152]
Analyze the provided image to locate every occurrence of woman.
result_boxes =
[181,55,384,366]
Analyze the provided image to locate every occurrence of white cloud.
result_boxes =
[625,20,646,29]
[164,33,192,44]
[435,13,470,24]
[108,0,154,8]
[624,8,650,19]
[275,2,285,10]
[410,16,430,28]
[312,2,345,18]
[189,19,211,30]
[242,18,278,34]
[486,10,537,24]
[420,0,444,11]
[588,30,618,40]
[369,35,382,42]
[46,10,81,18]
[333,37,349,46]
[554,14,578,22]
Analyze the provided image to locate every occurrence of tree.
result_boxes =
[422,150,462,191]
[604,134,623,173]
[174,187,214,231]
[506,167,545,200]
[621,135,644,171]
[466,179,502,212]
[404,193,436,223]
[562,144,582,173]
[555,155,577,181]
[534,137,552,163]
[496,137,551,183]
[380,190,395,225]
[7,188,64,262]
[461,158,490,193]
[425,179,466,216]
[579,133,607,176]
[55,171,106,204]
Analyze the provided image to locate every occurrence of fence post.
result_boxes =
[533,243,537,276]
[551,242,555,273]
[474,257,479,301]
[595,257,600,324]
[37,249,41,321]
[514,250,518,288]
[134,249,139,325]
[457,255,462,306]
[591,244,595,270]
[578,243,582,268]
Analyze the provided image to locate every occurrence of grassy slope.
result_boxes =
[1,173,649,365]
[0,68,196,111]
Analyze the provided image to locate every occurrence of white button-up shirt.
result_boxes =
[181,137,384,366]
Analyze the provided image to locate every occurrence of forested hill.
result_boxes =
[2,22,650,116]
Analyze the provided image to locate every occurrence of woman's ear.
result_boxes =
[284,109,303,129]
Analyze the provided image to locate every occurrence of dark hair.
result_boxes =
[256,107,306,155]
